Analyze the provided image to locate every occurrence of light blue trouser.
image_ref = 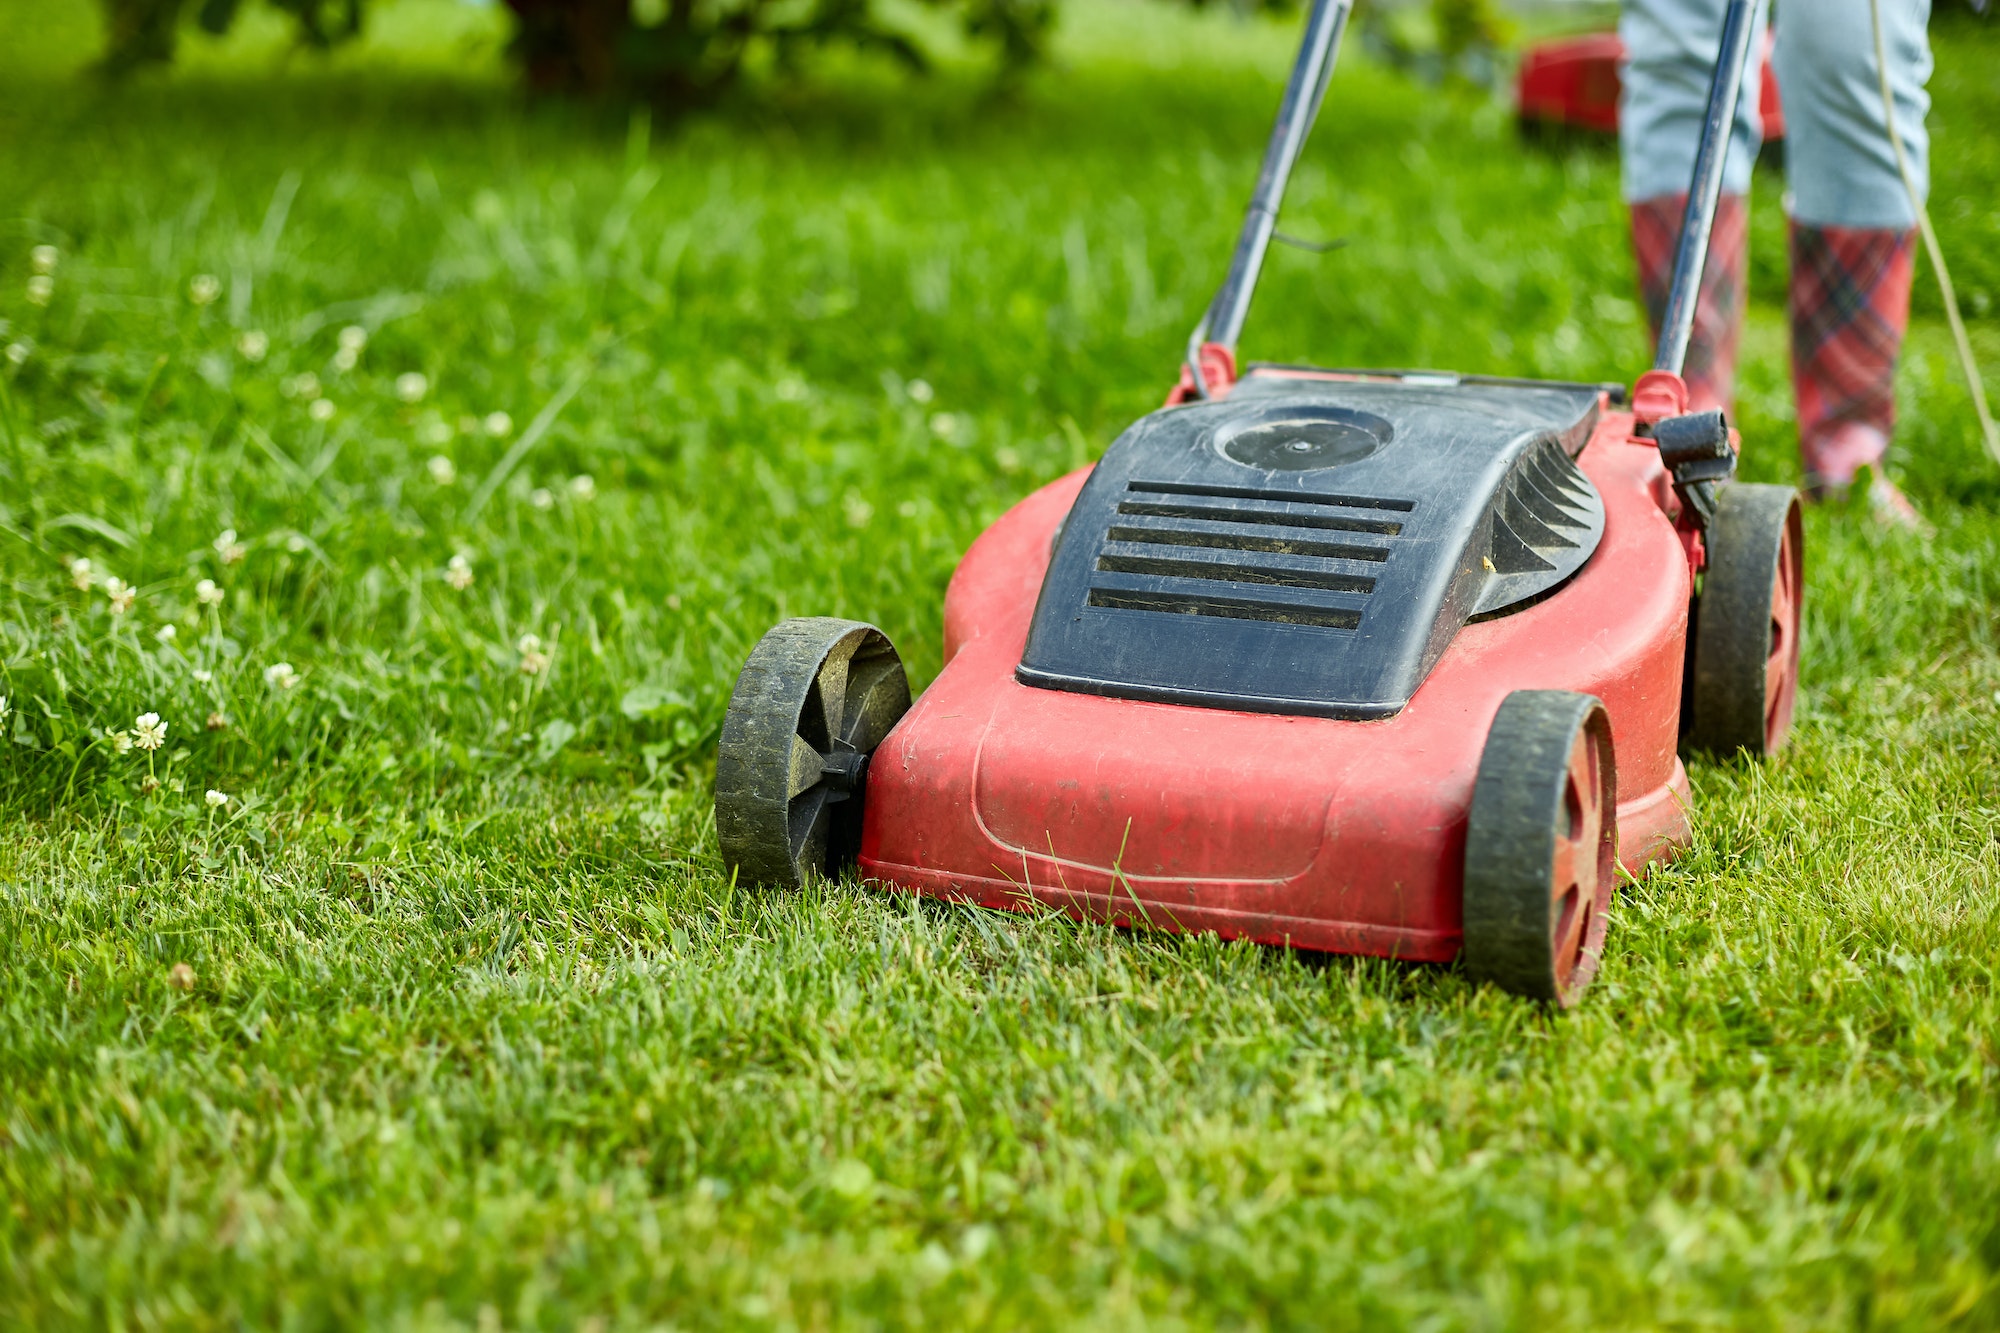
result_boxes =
[1620,0,1932,228]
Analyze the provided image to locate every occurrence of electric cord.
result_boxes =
[1870,0,2000,467]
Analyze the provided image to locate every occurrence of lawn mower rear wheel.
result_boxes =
[1688,484,1803,758]
[1463,690,1618,1007]
[716,618,911,888]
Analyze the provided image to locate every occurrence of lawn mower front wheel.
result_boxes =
[1688,484,1804,758]
[1463,690,1619,1008]
[715,618,911,888]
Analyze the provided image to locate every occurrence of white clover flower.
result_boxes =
[26,275,53,306]
[445,553,474,590]
[133,712,167,750]
[308,398,336,422]
[237,330,269,362]
[188,274,221,305]
[282,372,321,401]
[106,728,133,755]
[0,695,10,727]
[396,372,429,403]
[214,529,247,564]
[332,347,358,373]
[68,556,93,590]
[483,411,513,438]
[427,455,456,485]
[195,578,224,606]
[568,474,596,501]
[5,342,29,366]
[337,324,368,353]
[263,661,301,690]
[30,245,58,275]
[104,577,136,615]
[192,669,214,683]
[155,624,177,643]
[418,417,453,446]
[908,378,935,404]
[285,534,307,554]
[205,789,230,809]
[929,413,959,440]
[517,633,550,675]
[529,487,554,510]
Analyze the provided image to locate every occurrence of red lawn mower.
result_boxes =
[715,0,1799,1006]
[1515,26,1784,142]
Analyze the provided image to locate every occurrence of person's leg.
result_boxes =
[1774,0,1931,519]
[1620,0,1764,414]
[1629,191,1748,413]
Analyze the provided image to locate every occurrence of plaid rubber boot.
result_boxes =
[1630,192,1749,416]
[1789,221,1918,513]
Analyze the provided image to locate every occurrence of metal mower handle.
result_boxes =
[1184,0,1353,399]
[1653,0,1762,379]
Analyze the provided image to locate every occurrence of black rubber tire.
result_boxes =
[1687,484,1804,758]
[1463,690,1619,1008]
[714,618,911,888]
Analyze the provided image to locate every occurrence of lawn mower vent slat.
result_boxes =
[1127,479,1417,513]
[1100,524,1392,564]
[1085,587,1364,630]
[1115,499,1403,536]
[1093,551,1378,595]
[1470,437,1606,617]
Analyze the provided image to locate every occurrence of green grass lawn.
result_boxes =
[3,2,1998,1327]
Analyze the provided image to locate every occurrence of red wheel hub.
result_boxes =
[1551,725,1616,1005]
[1763,506,1804,752]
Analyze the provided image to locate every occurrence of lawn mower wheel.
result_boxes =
[716,618,911,888]
[1463,690,1618,1007]
[1688,484,1803,758]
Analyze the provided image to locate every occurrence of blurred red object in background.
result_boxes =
[1515,29,1784,141]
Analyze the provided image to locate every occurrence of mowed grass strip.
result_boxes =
[1,3,1996,1328]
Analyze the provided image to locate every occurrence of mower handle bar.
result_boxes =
[1184,0,1352,400]
[1653,0,1761,380]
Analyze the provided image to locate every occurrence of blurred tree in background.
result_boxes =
[101,0,361,72]
[500,0,1059,105]
[100,0,1071,102]
[97,0,1511,106]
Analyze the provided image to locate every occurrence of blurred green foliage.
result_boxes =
[96,0,1515,107]
[100,0,1076,103]
[101,0,362,72]
[1357,0,1511,88]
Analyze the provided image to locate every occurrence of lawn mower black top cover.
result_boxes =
[1015,374,1612,719]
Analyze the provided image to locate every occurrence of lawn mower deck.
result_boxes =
[856,367,1696,965]
[714,0,1800,1005]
